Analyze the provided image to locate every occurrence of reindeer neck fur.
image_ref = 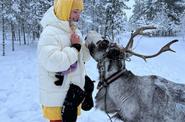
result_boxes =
[97,58,126,81]
[105,59,123,78]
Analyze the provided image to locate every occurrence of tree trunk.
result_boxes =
[32,31,35,41]
[27,34,30,45]
[11,21,15,51]
[111,0,115,41]
[111,22,114,41]
[37,25,41,38]
[104,9,109,37]
[18,28,21,45]
[92,0,95,30]
[17,17,21,45]
[2,3,5,56]
[22,22,26,45]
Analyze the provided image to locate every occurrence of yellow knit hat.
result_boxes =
[54,0,84,21]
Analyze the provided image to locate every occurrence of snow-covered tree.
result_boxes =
[130,0,185,36]
[28,0,53,41]
[80,0,130,41]
[79,0,97,34]
[178,12,185,39]
[1,1,6,56]
[94,0,130,41]
[0,0,53,47]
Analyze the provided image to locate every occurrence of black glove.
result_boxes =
[81,75,95,111]
[71,44,81,52]
[107,48,121,60]
[62,106,77,122]
[54,73,64,86]
[62,84,85,122]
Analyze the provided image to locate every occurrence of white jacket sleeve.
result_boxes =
[38,34,78,72]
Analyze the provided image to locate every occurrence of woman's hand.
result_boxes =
[71,33,80,44]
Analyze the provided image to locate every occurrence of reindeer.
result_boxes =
[85,27,185,122]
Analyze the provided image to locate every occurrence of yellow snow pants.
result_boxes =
[42,105,81,120]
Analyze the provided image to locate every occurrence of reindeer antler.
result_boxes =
[120,26,178,61]
[125,26,157,50]
[126,40,178,61]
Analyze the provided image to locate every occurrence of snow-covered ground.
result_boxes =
[0,35,185,122]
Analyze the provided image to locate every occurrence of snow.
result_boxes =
[0,35,185,122]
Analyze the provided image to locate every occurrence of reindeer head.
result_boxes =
[85,31,125,62]
[85,31,109,61]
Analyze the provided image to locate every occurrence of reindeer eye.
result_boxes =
[96,40,102,45]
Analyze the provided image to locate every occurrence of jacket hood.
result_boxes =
[40,6,71,33]
[54,0,84,21]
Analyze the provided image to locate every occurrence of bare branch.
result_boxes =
[125,40,178,61]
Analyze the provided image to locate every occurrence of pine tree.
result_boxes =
[163,0,185,24]
[131,0,185,36]
[79,0,97,34]
[94,0,129,41]
[179,11,185,38]
[0,0,53,54]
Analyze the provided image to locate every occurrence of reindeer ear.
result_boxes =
[107,47,121,60]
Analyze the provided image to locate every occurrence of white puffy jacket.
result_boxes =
[37,6,90,107]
